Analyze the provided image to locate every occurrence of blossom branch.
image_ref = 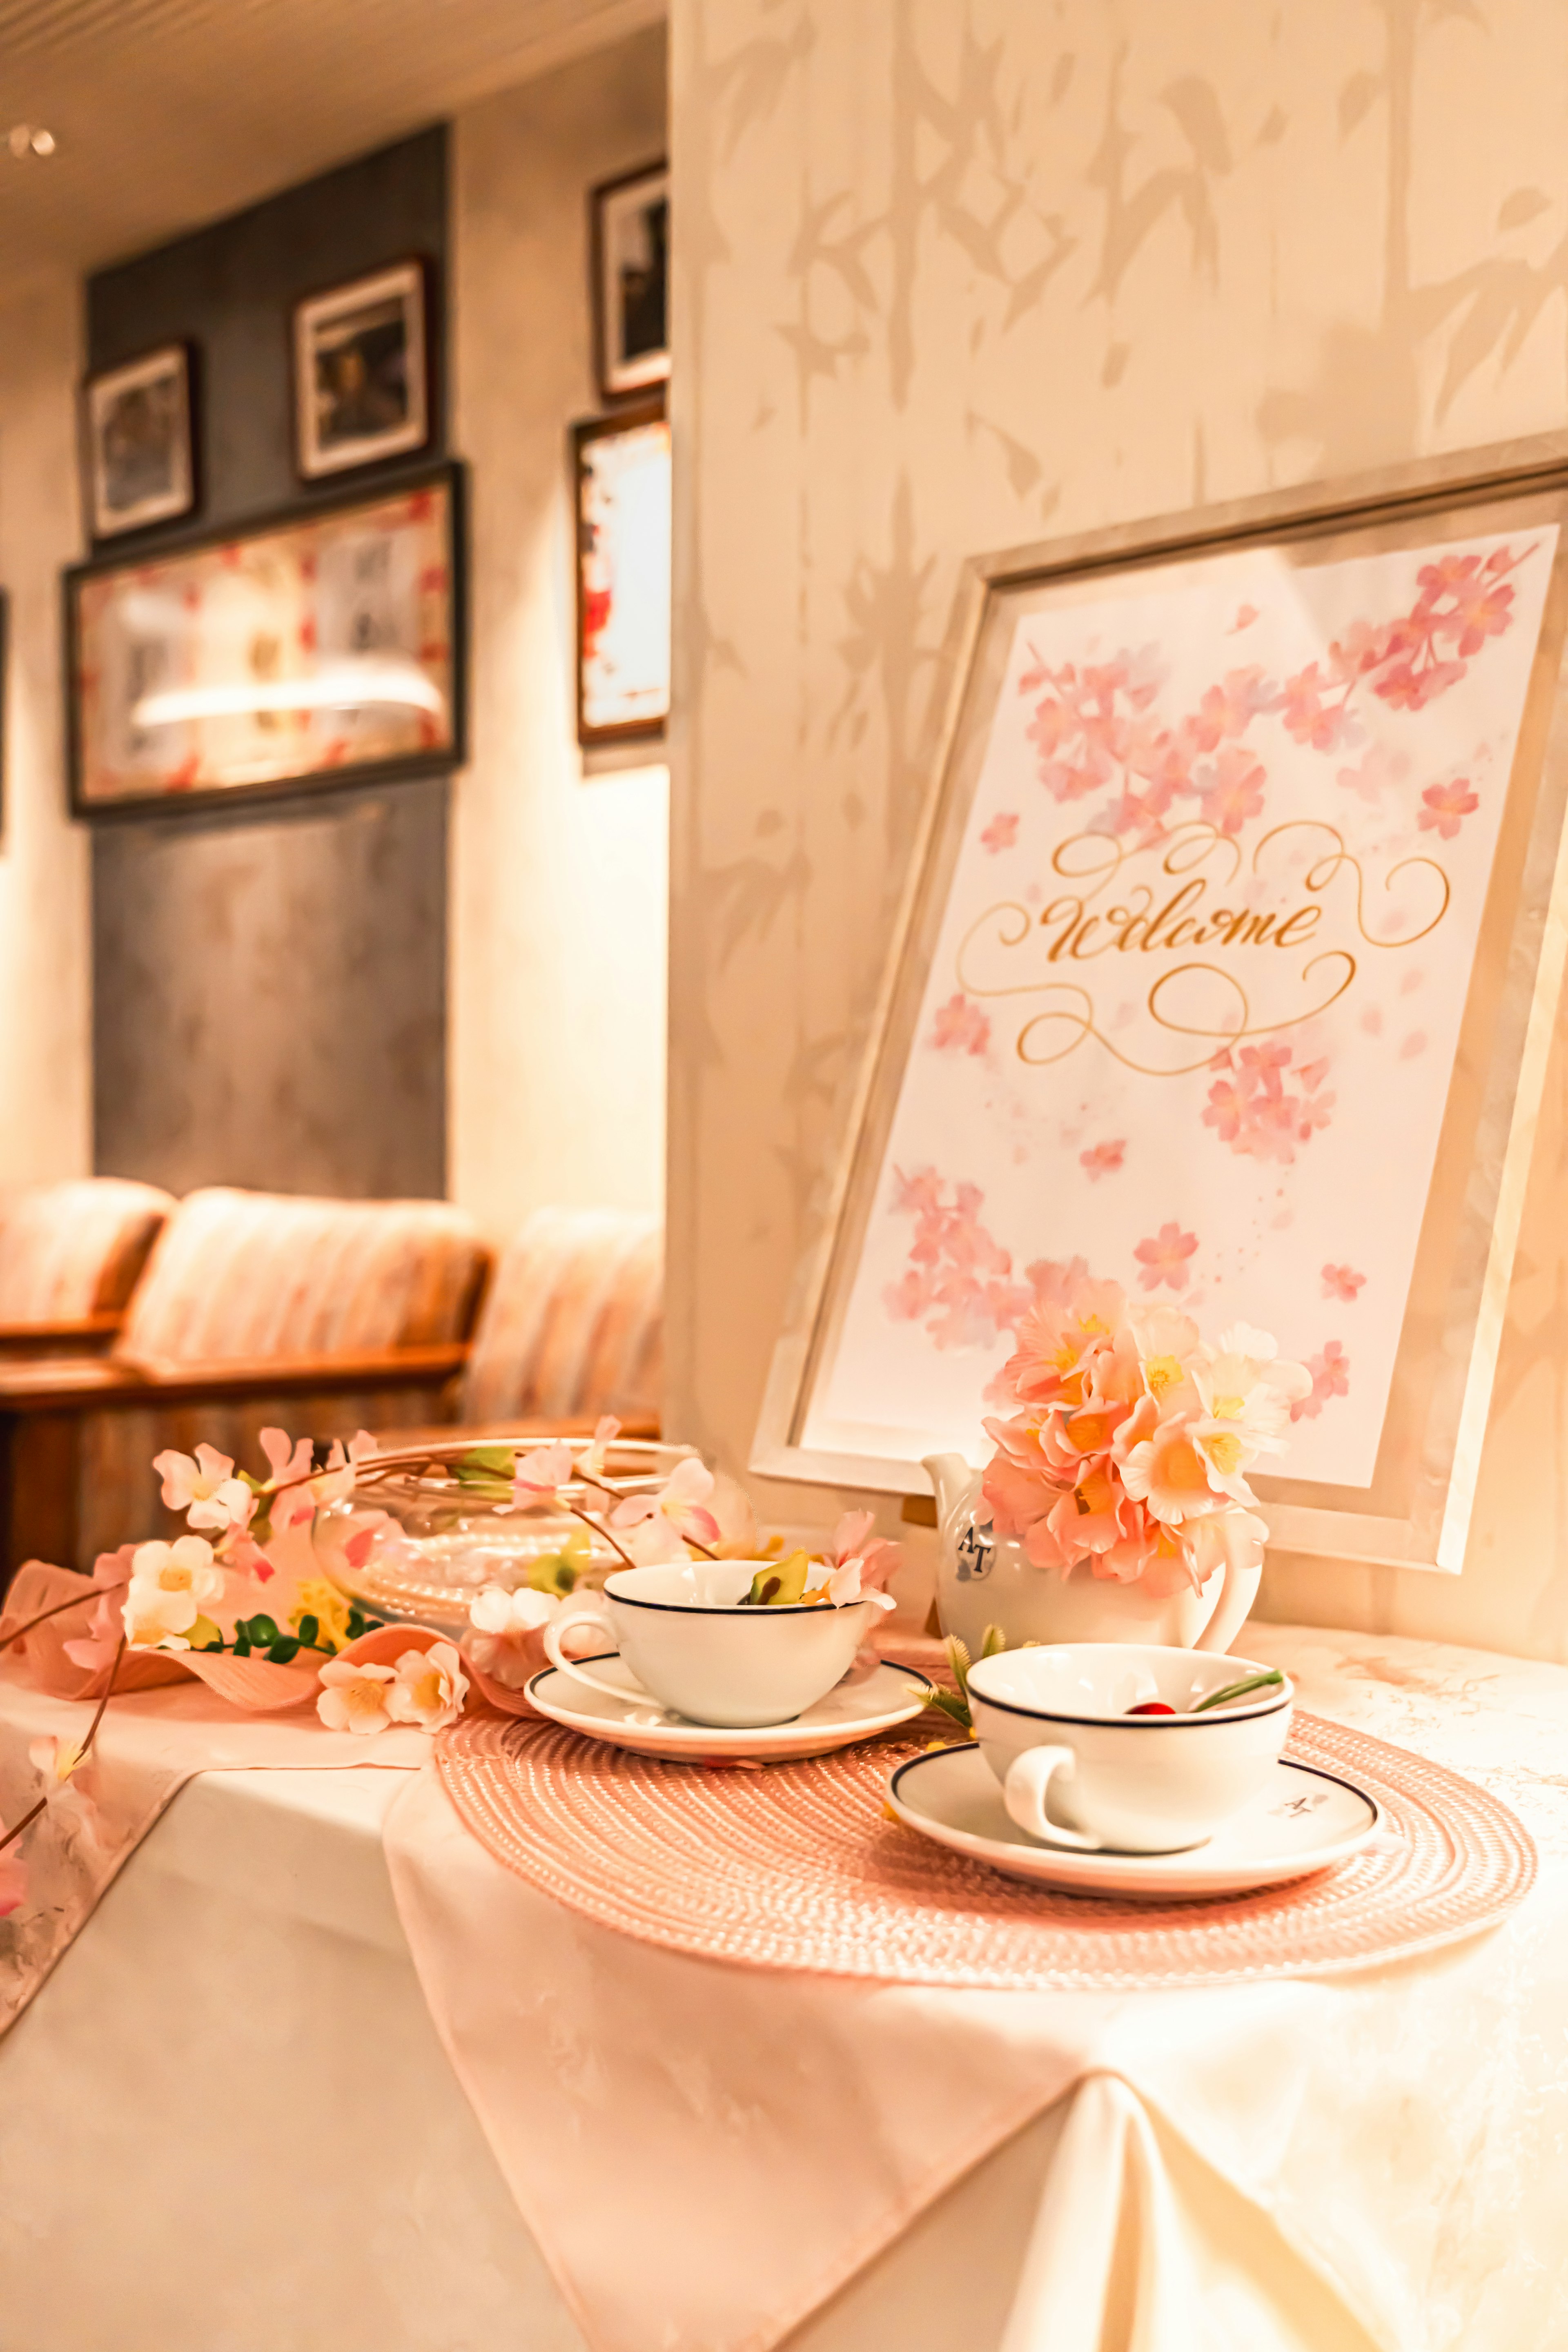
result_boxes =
[0,1580,129,1653]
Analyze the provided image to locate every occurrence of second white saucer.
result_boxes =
[527,1655,934,1761]
[887,1740,1383,1898]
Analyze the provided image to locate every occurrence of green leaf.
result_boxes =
[1192,1668,1284,1714]
[454,1447,516,1482]
[186,1615,223,1652]
[296,1614,319,1648]
[234,1635,252,1658]
[944,1634,973,1701]
[238,1615,281,1648]
[979,1624,1008,1660]
[742,1548,811,1607]
[915,1684,975,1735]
[265,1637,302,1664]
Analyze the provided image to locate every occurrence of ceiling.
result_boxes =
[0,0,665,303]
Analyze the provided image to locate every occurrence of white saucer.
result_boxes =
[887,1742,1383,1899]
[526,1655,935,1761]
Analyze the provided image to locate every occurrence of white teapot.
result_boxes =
[922,1451,1262,1662]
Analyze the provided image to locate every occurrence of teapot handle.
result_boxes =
[1194,1559,1263,1655]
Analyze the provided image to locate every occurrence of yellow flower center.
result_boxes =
[1161,1437,1210,1492]
[342,1678,388,1722]
[1066,1410,1111,1454]
[1211,1394,1246,1421]
[1203,1432,1245,1474]
[1075,1466,1116,1516]
[403,1666,442,1713]
[157,1564,195,1593]
[1145,1355,1184,1398]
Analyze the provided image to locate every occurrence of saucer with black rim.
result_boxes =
[886,1740,1383,1899]
[527,1655,934,1761]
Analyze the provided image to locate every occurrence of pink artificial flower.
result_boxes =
[0,1842,27,1919]
[980,1414,1063,1539]
[262,1427,316,1530]
[1002,1275,1126,1408]
[611,1456,722,1562]
[819,1510,900,1609]
[465,1587,559,1691]
[307,1431,377,1509]
[929,993,991,1056]
[28,1733,104,1850]
[1133,1223,1199,1292]
[979,812,1019,853]
[1079,1139,1125,1181]
[1119,1414,1229,1524]
[152,1443,255,1535]
[512,1439,575,1509]
[1321,1264,1365,1303]
[61,1543,137,1673]
[1417,777,1478,840]
[582,1415,621,1477]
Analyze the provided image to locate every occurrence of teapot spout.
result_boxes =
[921,1450,981,1529]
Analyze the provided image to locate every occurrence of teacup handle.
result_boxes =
[1003,1746,1104,1852]
[542,1597,650,1707]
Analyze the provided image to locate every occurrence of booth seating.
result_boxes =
[0,1178,174,1357]
[459,1205,662,1428]
[0,1187,488,1582]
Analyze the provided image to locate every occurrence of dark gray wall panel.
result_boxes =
[87,128,451,1198]
[93,780,447,1200]
[88,127,447,528]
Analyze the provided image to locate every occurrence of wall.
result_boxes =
[86,129,451,1199]
[668,0,1568,1660]
[0,273,91,1189]
[450,24,669,1239]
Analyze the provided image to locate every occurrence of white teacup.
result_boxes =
[965,1643,1294,1855]
[543,1559,873,1729]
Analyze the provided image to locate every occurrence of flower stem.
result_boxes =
[0,1796,45,1858]
[0,1580,128,1653]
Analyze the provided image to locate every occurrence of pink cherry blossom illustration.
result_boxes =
[1133,1222,1198,1292]
[1203,1044,1333,1165]
[1417,777,1479,840]
[1194,745,1266,835]
[929,992,991,1056]
[1321,1264,1366,1303]
[980,811,1019,853]
[882,1169,1040,1351]
[1229,603,1260,633]
[1080,1139,1126,1180]
[1292,1340,1350,1420]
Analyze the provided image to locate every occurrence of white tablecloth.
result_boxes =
[2,1625,1567,2351]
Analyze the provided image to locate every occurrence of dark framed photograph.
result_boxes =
[572,398,670,746]
[65,459,466,818]
[591,161,669,403]
[294,259,430,481]
[83,344,196,541]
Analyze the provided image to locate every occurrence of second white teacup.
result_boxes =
[965,1643,1294,1855]
[543,1559,873,1729]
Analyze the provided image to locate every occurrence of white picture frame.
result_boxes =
[84,344,195,541]
[294,260,430,481]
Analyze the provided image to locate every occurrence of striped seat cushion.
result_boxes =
[115,1187,486,1365]
[462,1207,662,1424]
[0,1178,174,1324]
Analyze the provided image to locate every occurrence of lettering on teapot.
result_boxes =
[956,1521,996,1583]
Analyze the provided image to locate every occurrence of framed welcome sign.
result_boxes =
[755,445,1568,1572]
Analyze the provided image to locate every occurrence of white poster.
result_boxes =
[803,525,1557,1486]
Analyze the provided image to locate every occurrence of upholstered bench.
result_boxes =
[0,1187,488,1581]
[0,1178,173,1356]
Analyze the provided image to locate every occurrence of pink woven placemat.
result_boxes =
[433,1711,1537,1991]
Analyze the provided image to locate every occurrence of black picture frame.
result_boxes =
[292,257,434,483]
[572,396,670,749]
[82,341,198,544]
[64,458,468,822]
[590,160,670,405]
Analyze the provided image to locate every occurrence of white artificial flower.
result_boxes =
[464,1585,560,1690]
[316,1658,399,1736]
[122,1535,225,1648]
[386,1640,468,1731]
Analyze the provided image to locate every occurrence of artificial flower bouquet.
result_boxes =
[980,1270,1310,1594]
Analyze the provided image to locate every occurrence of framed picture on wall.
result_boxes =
[65,458,466,817]
[294,259,431,480]
[753,450,1568,1577]
[591,160,669,402]
[572,397,670,746]
[82,343,196,541]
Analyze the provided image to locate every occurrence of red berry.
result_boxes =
[1127,1700,1176,1715]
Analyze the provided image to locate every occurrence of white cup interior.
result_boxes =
[965,1643,1290,1723]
